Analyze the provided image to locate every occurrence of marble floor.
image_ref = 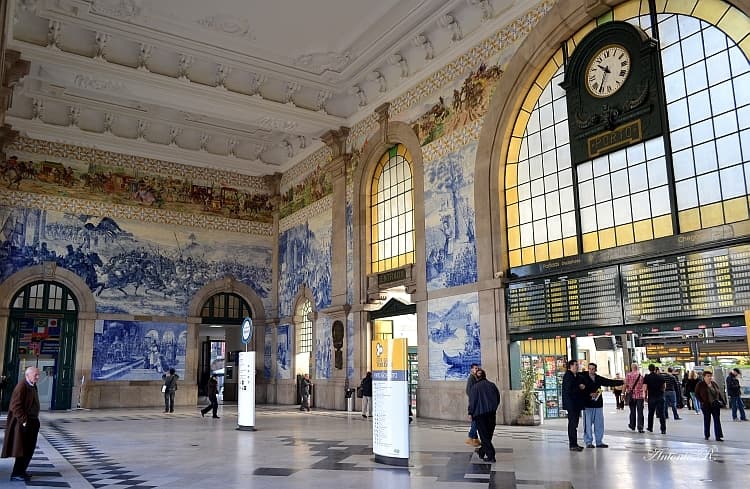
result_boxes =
[2,401,750,488]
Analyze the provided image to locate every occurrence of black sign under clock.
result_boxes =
[560,21,666,165]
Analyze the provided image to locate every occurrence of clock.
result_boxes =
[560,21,665,165]
[585,44,631,98]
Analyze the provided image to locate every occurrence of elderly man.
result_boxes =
[468,368,500,463]
[1,366,41,482]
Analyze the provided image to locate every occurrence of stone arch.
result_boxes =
[0,263,96,314]
[474,0,750,281]
[352,119,427,303]
[188,276,266,324]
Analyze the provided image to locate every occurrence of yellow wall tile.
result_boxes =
[654,0,668,12]
[718,7,750,45]
[522,84,543,112]
[667,0,697,15]
[599,228,616,249]
[509,249,522,267]
[582,232,599,252]
[678,208,701,232]
[522,246,536,264]
[552,49,564,68]
[615,224,635,245]
[723,197,749,223]
[508,226,521,250]
[572,21,596,49]
[512,110,531,138]
[563,236,578,256]
[614,0,641,20]
[507,204,520,227]
[653,214,675,238]
[506,186,519,205]
[692,0,730,24]
[535,243,549,262]
[700,202,725,228]
[741,36,750,60]
[549,240,564,259]
[507,137,521,164]
[633,218,655,241]
[506,163,518,188]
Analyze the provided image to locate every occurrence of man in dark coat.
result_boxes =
[562,359,586,451]
[464,363,480,446]
[200,374,220,419]
[1,366,41,482]
[468,368,500,463]
[360,371,373,418]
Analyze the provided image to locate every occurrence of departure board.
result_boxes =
[621,244,750,323]
[507,266,622,332]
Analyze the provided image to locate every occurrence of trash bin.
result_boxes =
[345,388,355,411]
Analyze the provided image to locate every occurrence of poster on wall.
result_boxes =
[263,328,273,380]
[372,338,409,466]
[92,320,186,380]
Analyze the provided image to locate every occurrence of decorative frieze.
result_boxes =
[421,119,484,163]
[0,188,273,236]
[279,194,333,232]
[280,146,331,190]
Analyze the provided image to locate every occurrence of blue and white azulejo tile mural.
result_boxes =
[276,324,291,380]
[424,142,478,291]
[315,316,332,379]
[346,201,353,306]
[427,292,480,380]
[92,320,186,381]
[347,315,354,379]
[0,206,273,316]
[263,327,273,380]
[278,210,332,317]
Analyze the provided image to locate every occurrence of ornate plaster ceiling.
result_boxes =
[5,0,527,176]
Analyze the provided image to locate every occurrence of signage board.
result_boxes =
[372,338,409,466]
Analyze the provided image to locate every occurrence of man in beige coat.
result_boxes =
[1,366,41,482]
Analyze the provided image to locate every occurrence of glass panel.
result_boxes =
[693,141,718,174]
[650,186,671,216]
[667,99,690,129]
[626,143,646,165]
[631,190,652,221]
[676,179,698,209]
[594,175,612,202]
[12,292,24,308]
[672,148,695,180]
[720,165,746,199]
[697,172,722,204]
[611,168,630,198]
[716,133,742,167]
[595,201,614,229]
[545,191,560,215]
[561,212,577,237]
[680,33,704,67]
[628,163,648,193]
[533,220,548,243]
[547,215,562,241]
[560,187,575,212]
[687,91,711,122]
[613,196,633,225]
[684,61,708,95]
[67,296,76,311]
[714,111,738,138]
[580,206,597,233]
[520,223,534,247]
[579,180,595,207]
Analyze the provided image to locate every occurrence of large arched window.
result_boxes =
[296,299,313,354]
[370,144,415,273]
[11,281,77,312]
[504,0,750,267]
[200,293,251,323]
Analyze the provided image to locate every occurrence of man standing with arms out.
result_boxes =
[662,367,681,420]
[299,373,312,412]
[643,364,667,435]
[468,368,500,463]
[464,363,480,447]
[562,359,586,451]
[581,363,623,448]
[625,363,645,433]
[726,368,747,422]
[1,366,41,482]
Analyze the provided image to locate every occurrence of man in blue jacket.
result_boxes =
[562,359,586,451]
[468,368,500,463]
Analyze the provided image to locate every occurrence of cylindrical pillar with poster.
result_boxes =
[372,338,409,466]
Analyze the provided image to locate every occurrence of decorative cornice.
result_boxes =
[0,189,273,236]
[5,136,270,190]
[294,51,352,73]
[279,194,333,232]
[195,15,254,39]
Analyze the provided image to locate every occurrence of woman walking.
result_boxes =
[685,370,700,414]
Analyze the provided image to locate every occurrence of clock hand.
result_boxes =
[599,71,608,93]
[598,64,611,74]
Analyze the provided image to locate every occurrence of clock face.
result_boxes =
[585,44,631,98]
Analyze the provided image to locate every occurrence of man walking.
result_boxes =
[581,363,623,448]
[465,363,480,447]
[299,373,312,412]
[662,367,681,420]
[644,364,667,435]
[726,368,747,422]
[1,366,41,482]
[468,368,500,463]
[625,363,645,433]
[562,359,586,451]
[200,374,220,419]
[360,371,373,418]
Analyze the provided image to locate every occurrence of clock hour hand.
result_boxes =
[599,71,608,93]
[598,64,611,74]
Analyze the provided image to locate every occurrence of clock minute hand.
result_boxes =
[599,71,608,93]
[598,64,611,73]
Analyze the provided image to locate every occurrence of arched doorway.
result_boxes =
[2,281,79,410]
[198,292,252,401]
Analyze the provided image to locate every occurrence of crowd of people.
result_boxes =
[562,361,747,451]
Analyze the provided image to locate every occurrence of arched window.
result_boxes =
[11,281,77,312]
[370,143,415,273]
[504,2,750,267]
[200,293,251,323]
[296,299,313,354]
